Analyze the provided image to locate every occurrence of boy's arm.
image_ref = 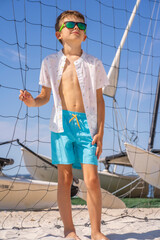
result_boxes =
[19,86,51,107]
[92,88,105,159]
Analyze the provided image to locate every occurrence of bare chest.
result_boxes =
[59,60,79,89]
[58,58,85,112]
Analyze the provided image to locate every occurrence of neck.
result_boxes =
[62,44,82,57]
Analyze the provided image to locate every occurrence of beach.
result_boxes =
[0,206,160,240]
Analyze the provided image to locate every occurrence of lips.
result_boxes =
[72,31,80,35]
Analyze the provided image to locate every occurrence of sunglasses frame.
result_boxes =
[59,21,87,33]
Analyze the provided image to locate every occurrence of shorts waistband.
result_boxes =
[62,109,86,118]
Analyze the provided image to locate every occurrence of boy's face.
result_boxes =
[56,16,87,45]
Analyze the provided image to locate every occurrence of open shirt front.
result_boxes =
[39,49,109,138]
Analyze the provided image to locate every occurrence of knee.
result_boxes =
[84,174,100,191]
[58,171,73,187]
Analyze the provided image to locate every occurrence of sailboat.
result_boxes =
[125,68,160,191]
[1,0,159,211]
[0,156,58,210]
[21,0,160,198]
[101,0,160,196]
[0,140,126,209]
[21,147,143,197]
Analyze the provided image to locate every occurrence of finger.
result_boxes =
[24,90,29,97]
[19,93,28,101]
[19,95,24,101]
[96,145,99,156]
[19,90,25,100]
[25,92,32,99]
[96,142,102,158]
[92,135,97,145]
[19,93,23,98]
[97,149,102,159]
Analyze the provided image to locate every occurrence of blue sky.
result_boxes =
[0,0,160,176]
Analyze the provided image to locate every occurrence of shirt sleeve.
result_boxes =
[96,60,109,90]
[39,59,51,88]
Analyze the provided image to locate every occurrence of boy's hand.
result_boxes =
[92,134,103,159]
[19,90,35,107]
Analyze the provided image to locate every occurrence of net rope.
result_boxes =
[0,0,160,238]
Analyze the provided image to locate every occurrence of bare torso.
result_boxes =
[59,57,85,113]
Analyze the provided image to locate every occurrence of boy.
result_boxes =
[19,10,109,240]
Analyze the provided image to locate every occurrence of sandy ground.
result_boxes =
[0,206,160,240]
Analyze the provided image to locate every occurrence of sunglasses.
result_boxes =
[59,21,87,33]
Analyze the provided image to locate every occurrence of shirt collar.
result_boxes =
[58,49,86,64]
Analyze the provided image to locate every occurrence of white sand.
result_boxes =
[0,206,160,240]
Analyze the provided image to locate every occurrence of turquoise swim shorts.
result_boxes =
[51,110,98,169]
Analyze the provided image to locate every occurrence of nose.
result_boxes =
[73,24,79,30]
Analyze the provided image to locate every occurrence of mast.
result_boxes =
[148,67,160,151]
[103,0,141,98]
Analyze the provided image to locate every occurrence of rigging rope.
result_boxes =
[126,0,157,130]
[133,1,160,129]
[0,2,160,234]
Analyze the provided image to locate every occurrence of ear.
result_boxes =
[83,34,87,42]
[55,31,62,40]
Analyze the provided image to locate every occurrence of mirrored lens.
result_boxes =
[65,22,86,31]
[77,22,86,30]
[65,22,76,29]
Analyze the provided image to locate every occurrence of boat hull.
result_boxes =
[125,143,160,189]
[76,178,126,208]
[0,174,57,210]
[21,148,159,198]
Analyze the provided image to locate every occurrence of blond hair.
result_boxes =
[55,10,85,44]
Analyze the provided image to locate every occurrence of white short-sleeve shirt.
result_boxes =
[39,49,109,138]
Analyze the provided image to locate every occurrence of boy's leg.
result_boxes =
[57,164,80,239]
[82,164,109,240]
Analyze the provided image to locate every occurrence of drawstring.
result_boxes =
[69,114,81,129]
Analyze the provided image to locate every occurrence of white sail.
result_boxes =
[103,0,141,97]
[125,143,160,189]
